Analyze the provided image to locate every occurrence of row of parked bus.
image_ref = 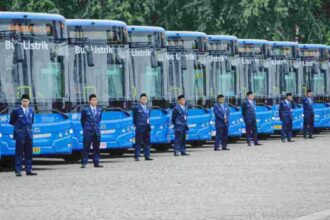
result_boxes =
[0,12,329,162]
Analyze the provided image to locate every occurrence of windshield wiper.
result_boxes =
[36,109,69,120]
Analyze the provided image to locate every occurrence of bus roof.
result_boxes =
[166,31,207,38]
[238,39,269,45]
[0,11,65,21]
[128,26,165,33]
[66,19,127,28]
[208,35,238,41]
[299,44,328,49]
[271,41,299,47]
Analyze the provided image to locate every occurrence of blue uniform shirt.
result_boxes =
[80,106,102,137]
[302,96,314,115]
[133,104,151,127]
[279,100,293,122]
[172,104,188,131]
[214,103,230,127]
[9,106,34,141]
[242,99,256,123]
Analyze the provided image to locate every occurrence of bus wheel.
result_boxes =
[190,141,205,147]
[63,152,81,162]
[153,145,171,152]
[109,149,127,156]
[229,137,240,143]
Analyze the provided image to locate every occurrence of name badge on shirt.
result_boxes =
[147,118,150,124]
[184,115,187,120]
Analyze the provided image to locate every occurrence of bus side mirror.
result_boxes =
[151,50,158,68]
[312,63,319,74]
[15,42,24,63]
[252,60,258,73]
[181,54,187,70]
[225,59,231,72]
[87,49,94,67]
[283,63,290,74]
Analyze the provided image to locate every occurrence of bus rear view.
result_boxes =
[66,19,133,159]
[0,12,73,160]
[207,35,243,142]
[166,31,211,146]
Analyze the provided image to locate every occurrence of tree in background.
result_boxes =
[1,0,329,44]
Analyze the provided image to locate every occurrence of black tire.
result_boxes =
[109,149,127,156]
[229,137,240,143]
[63,152,81,162]
[153,145,171,152]
[190,141,206,147]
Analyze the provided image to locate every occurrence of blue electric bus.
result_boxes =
[299,44,330,130]
[269,41,304,133]
[166,31,211,146]
[66,19,133,160]
[207,35,243,142]
[0,12,73,162]
[237,39,274,137]
[128,26,170,151]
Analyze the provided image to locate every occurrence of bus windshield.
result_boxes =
[129,48,166,100]
[68,31,129,105]
[0,20,66,111]
[168,50,208,106]
[209,55,236,99]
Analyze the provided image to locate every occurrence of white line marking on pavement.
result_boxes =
[292,209,330,220]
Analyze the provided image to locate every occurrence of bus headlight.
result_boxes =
[59,133,63,138]
[69,129,73,134]
[0,133,2,138]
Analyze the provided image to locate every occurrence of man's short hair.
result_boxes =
[89,94,97,101]
[246,91,253,96]
[178,94,185,100]
[306,89,312,93]
[140,93,147,98]
[217,94,224,99]
[21,94,30,100]
[286,93,292,97]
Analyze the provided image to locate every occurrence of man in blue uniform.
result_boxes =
[172,94,189,156]
[303,89,314,139]
[9,94,37,176]
[279,93,294,142]
[242,91,261,147]
[133,93,153,161]
[81,94,103,168]
[214,94,230,151]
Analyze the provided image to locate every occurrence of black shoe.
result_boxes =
[94,164,103,168]
[222,147,230,151]
[181,153,190,156]
[174,152,180,157]
[288,139,295,142]
[304,136,308,139]
[15,172,22,177]
[81,164,86,168]
[247,143,252,147]
[282,139,286,142]
[135,157,140,161]
[309,136,314,139]
[26,172,37,176]
[145,157,153,161]
[254,143,262,146]
[214,148,221,151]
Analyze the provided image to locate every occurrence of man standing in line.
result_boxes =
[279,93,295,142]
[81,94,103,168]
[133,93,153,161]
[214,94,230,151]
[172,95,190,156]
[303,89,315,139]
[241,91,262,147]
[10,94,37,176]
